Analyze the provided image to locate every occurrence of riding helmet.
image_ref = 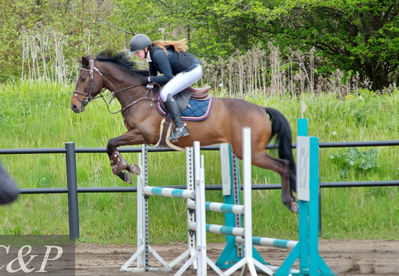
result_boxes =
[129,34,152,54]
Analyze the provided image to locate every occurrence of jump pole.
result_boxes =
[274,118,335,276]
[216,143,266,269]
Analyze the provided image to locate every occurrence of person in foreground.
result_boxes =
[0,163,19,205]
[129,34,203,142]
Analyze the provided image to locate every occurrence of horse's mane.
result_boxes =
[95,50,149,76]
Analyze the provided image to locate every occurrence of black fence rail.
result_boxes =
[1,140,399,240]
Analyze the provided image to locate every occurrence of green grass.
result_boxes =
[0,81,398,244]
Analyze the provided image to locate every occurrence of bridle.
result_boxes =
[73,59,104,107]
[73,59,158,114]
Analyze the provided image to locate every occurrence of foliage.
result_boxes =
[265,0,399,90]
[329,148,379,179]
[0,0,398,90]
[113,0,399,91]
[0,0,123,82]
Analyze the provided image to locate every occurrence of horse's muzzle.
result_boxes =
[71,104,85,113]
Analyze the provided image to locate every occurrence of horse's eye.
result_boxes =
[80,77,86,82]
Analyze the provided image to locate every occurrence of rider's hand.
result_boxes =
[141,76,152,86]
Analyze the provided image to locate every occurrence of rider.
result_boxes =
[0,163,19,205]
[129,34,202,142]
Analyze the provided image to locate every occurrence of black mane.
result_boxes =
[95,50,149,76]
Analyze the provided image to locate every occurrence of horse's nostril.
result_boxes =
[71,104,80,113]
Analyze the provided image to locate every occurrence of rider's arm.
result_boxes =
[148,50,174,85]
[148,62,158,77]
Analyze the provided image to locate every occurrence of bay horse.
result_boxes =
[70,50,297,212]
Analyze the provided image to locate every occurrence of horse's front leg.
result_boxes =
[107,130,146,184]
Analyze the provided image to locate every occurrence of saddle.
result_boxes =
[165,86,211,112]
[153,86,212,150]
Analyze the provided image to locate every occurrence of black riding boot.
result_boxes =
[165,94,190,142]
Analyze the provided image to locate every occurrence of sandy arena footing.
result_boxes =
[75,239,399,276]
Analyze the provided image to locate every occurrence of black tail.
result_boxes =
[265,107,296,191]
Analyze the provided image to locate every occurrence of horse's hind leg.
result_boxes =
[252,151,298,213]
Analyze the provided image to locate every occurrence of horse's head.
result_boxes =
[70,56,105,113]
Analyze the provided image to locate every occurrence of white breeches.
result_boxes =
[160,65,203,102]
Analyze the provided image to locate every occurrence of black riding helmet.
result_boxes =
[129,34,152,54]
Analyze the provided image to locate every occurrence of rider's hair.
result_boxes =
[153,39,188,52]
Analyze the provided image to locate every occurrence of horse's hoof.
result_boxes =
[129,164,141,175]
[123,173,132,184]
[290,202,298,213]
[283,199,298,213]
[116,171,131,184]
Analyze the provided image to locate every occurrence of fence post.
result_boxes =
[65,142,79,240]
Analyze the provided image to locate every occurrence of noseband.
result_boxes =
[73,59,104,106]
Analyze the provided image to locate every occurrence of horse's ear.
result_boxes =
[81,56,90,67]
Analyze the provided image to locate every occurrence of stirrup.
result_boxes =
[169,125,190,142]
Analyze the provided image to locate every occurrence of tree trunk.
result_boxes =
[363,62,391,90]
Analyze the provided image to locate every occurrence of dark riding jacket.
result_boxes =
[148,45,201,85]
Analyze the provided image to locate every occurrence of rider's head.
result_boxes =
[129,34,152,60]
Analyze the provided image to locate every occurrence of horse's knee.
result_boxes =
[107,138,117,151]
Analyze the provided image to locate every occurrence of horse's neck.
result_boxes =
[103,69,147,106]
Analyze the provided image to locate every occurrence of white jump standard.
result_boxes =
[120,145,199,274]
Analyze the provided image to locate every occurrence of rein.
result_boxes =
[73,59,158,114]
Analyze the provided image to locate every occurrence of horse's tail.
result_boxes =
[265,107,296,191]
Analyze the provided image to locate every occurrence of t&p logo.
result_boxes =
[0,236,74,275]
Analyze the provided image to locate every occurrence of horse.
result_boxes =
[70,50,298,212]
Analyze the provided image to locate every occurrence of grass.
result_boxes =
[0,80,398,244]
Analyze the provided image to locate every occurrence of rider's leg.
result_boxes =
[164,94,189,141]
[160,65,203,141]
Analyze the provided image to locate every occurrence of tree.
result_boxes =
[135,0,399,89]
[265,0,399,90]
